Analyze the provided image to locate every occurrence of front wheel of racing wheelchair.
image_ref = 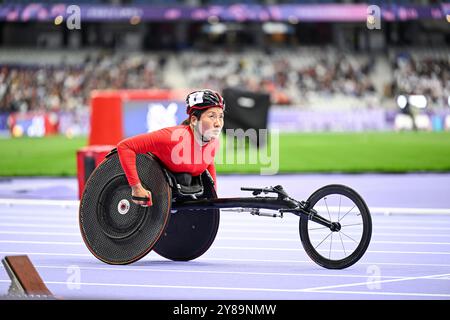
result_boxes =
[299,184,372,269]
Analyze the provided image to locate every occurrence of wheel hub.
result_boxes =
[117,199,130,215]
[330,222,341,232]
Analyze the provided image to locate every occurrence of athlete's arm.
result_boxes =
[117,132,159,186]
[206,162,217,191]
[117,131,169,205]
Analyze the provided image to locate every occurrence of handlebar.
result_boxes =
[241,185,289,199]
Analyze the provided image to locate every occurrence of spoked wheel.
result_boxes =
[299,184,372,269]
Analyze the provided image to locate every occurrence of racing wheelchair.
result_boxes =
[79,150,372,269]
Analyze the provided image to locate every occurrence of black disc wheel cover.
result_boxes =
[79,152,171,265]
[153,173,220,261]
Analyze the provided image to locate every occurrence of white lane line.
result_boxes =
[2,230,450,239]
[221,226,450,232]
[302,290,450,298]
[2,234,450,246]
[0,199,79,207]
[1,251,450,267]
[217,238,450,245]
[219,215,450,222]
[220,224,450,230]
[1,264,404,280]
[2,198,450,216]
[3,216,445,230]
[1,242,450,256]
[428,275,450,280]
[1,264,449,283]
[215,246,450,255]
[1,217,450,231]
[3,221,450,233]
[0,223,77,229]
[0,251,91,257]
[2,239,450,250]
[0,240,82,246]
[0,279,448,298]
[0,216,76,222]
[2,212,450,228]
[0,280,341,294]
[219,230,450,236]
[303,273,450,292]
[221,214,450,221]
[178,257,450,268]
[312,205,450,216]
[0,240,450,255]
[22,265,450,281]
[2,214,450,226]
[0,231,81,236]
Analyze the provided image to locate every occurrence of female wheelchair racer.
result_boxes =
[79,89,372,269]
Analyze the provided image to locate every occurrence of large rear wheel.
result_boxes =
[79,152,171,265]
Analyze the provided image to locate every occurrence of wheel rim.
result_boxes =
[307,194,365,261]
[300,185,372,268]
[79,152,172,265]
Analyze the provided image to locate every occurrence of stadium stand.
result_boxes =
[1,46,448,112]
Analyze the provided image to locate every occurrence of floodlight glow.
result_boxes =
[130,15,141,25]
[262,22,289,34]
[288,16,299,24]
[397,95,407,109]
[408,95,427,109]
[209,23,227,34]
[208,15,219,24]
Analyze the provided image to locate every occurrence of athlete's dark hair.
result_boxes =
[181,109,206,126]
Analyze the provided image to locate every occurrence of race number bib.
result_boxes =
[188,92,204,107]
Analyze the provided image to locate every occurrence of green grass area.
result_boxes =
[0,136,87,176]
[216,131,450,174]
[1,131,450,176]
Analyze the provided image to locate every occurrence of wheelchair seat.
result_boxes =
[163,170,205,198]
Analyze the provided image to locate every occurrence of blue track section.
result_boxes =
[0,174,449,300]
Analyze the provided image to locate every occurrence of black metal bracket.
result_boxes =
[241,185,289,200]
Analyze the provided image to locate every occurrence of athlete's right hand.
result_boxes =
[131,183,153,207]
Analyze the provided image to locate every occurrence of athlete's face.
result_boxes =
[193,107,224,141]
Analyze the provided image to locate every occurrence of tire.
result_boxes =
[153,171,220,261]
[79,152,171,265]
[299,184,372,269]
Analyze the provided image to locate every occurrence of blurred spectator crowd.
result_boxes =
[0,53,167,113]
[0,47,448,113]
[391,51,450,108]
[180,48,378,107]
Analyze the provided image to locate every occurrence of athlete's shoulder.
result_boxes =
[165,124,190,132]
[149,125,191,143]
[150,125,189,135]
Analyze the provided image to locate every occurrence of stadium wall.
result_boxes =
[2,94,450,141]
